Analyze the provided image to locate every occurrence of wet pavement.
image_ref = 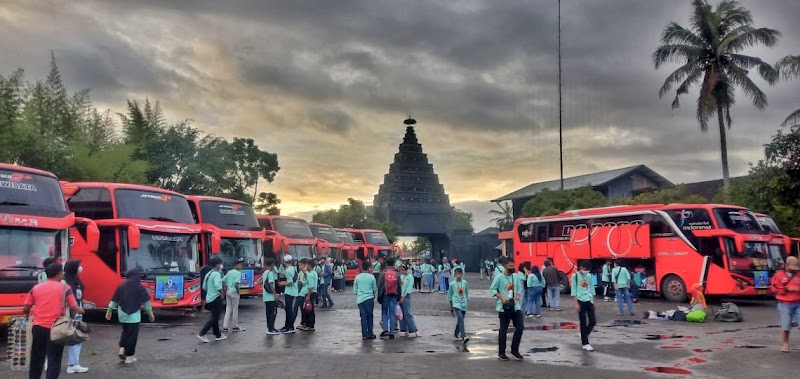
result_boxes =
[1,273,796,378]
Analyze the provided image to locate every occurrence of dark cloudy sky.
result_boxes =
[2,0,799,229]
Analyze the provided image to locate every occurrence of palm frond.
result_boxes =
[653,44,703,68]
[729,54,778,84]
[696,67,720,132]
[716,0,752,35]
[658,62,704,98]
[727,65,767,109]
[690,0,716,46]
[776,55,800,80]
[721,27,780,53]
[669,64,705,109]
[660,22,704,47]
[781,108,800,128]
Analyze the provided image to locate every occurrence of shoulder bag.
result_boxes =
[50,284,90,346]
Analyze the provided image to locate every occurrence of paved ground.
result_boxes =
[1,273,797,378]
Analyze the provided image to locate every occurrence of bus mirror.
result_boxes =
[734,235,746,255]
[210,231,221,254]
[127,225,141,250]
[85,221,99,253]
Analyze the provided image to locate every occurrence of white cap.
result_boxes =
[283,255,293,263]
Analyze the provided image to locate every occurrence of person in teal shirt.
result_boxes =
[494,257,506,280]
[450,259,465,279]
[299,259,318,331]
[421,260,434,293]
[398,264,419,337]
[611,260,634,316]
[278,255,298,333]
[571,261,597,351]
[601,260,613,301]
[261,258,281,335]
[222,259,245,332]
[37,258,57,283]
[198,257,227,343]
[107,268,154,364]
[526,265,546,317]
[489,258,524,361]
[448,267,470,342]
[354,262,377,339]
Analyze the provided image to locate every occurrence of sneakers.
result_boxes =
[617,312,623,316]
[399,332,408,337]
[232,327,246,332]
[511,351,524,360]
[215,334,228,341]
[463,337,470,344]
[67,365,89,374]
[123,358,138,365]
[535,314,542,318]
[603,297,611,302]
[525,314,534,319]
[582,344,595,352]
[389,334,395,339]
[266,329,280,335]
[380,331,389,338]
[280,328,296,334]
[367,334,377,340]
[221,327,230,332]
[197,335,210,343]
[498,354,510,361]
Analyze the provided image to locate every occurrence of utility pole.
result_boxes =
[558,0,564,190]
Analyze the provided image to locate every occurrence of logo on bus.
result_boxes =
[0,213,38,227]
[235,231,253,238]
[140,194,172,201]
[561,220,645,237]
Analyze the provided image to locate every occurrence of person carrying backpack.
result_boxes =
[377,257,402,339]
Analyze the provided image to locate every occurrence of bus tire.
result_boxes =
[558,272,569,294]
[661,274,687,303]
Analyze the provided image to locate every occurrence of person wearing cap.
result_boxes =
[278,254,299,333]
[222,258,245,332]
[771,255,800,353]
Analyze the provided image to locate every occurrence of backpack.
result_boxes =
[714,302,743,322]
[384,269,399,296]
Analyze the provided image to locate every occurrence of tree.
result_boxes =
[520,187,607,217]
[654,0,780,195]
[311,198,401,242]
[253,192,281,215]
[489,201,515,231]
[615,184,708,205]
[452,206,474,233]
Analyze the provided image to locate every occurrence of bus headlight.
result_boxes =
[188,283,201,292]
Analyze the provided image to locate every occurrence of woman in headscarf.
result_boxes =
[64,259,89,374]
[526,265,545,318]
[105,268,154,364]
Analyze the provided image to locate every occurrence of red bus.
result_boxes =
[257,215,318,262]
[513,203,776,302]
[342,228,396,264]
[754,213,792,267]
[63,182,207,311]
[187,196,266,297]
[335,228,359,282]
[0,164,98,325]
[309,223,343,260]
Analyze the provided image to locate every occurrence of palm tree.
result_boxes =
[489,201,514,231]
[777,55,800,127]
[653,0,780,195]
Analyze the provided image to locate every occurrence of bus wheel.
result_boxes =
[558,272,569,294]
[661,275,687,303]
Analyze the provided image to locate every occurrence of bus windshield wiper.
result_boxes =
[0,201,30,206]
[149,216,178,222]
[225,223,246,227]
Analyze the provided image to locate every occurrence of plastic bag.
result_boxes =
[395,304,403,320]
[686,309,706,323]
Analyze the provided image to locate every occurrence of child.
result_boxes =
[448,268,470,343]
[222,258,245,332]
[261,258,280,335]
[354,262,377,340]
[398,265,419,337]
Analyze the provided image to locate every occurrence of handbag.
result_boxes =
[50,284,89,346]
[304,299,313,312]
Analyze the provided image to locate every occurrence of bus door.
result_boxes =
[792,239,800,258]
[535,224,549,257]
[693,237,726,294]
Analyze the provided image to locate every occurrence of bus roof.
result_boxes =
[61,182,186,197]
[186,195,250,206]
[0,163,58,179]
[257,215,306,221]
[309,222,334,228]
[558,204,665,217]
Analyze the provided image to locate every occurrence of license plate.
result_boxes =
[2,314,21,324]
[757,289,768,295]
[162,297,178,305]
[239,289,249,295]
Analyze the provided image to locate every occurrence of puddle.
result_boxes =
[528,322,578,331]
[735,345,766,349]
[686,357,707,364]
[608,319,645,327]
[707,329,741,335]
[659,345,684,350]
[644,367,692,375]
[156,338,172,341]
[692,349,714,353]
[425,350,436,353]
[528,346,559,353]
[644,335,695,340]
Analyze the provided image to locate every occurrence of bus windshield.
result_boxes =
[336,231,355,244]
[199,201,260,231]
[725,239,771,272]
[288,244,313,260]
[755,216,782,234]
[219,238,262,268]
[365,232,390,246]
[115,189,195,224]
[713,208,766,235]
[0,169,67,215]
[274,219,314,239]
[0,228,66,275]
[309,225,339,243]
[125,232,199,274]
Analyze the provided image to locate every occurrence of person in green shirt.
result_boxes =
[601,260,613,301]
[222,259,245,332]
[261,258,280,335]
[526,265,546,318]
[107,268,154,364]
[398,264,419,337]
[489,258,523,361]
[494,257,506,280]
[354,262,377,340]
[198,257,227,343]
[448,267,470,343]
[372,257,383,282]
[278,255,298,333]
[37,257,57,284]
[611,260,635,316]
[571,261,597,351]
[299,259,318,331]
[421,260,434,293]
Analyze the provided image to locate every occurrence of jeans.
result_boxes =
[283,295,297,330]
[578,300,597,345]
[527,287,543,315]
[381,296,398,335]
[264,301,277,331]
[30,325,64,379]
[320,283,333,306]
[223,292,240,329]
[454,308,466,338]
[498,310,524,355]
[358,299,374,338]
[616,287,634,314]
[119,323,140,357]
[439,273,447,292]
[399,295,417,334]
[547,287,561,310]
[424,274,434,292]
[68,314,83,366]
[200,297,223,337]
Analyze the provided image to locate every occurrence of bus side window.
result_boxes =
[696,238,724,268]
[97,228,118,272]
[536,225,548,243]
